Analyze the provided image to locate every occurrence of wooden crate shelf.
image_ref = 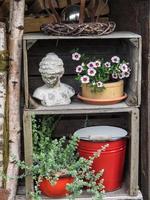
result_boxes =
[25,98,136,115]
[23,31,142,108]
[23,108,140,200]
[22,31,142,200]
[23,31,141,40]
[16,185,143,200]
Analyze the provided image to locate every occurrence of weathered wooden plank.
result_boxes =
[125,38,142,106]
[129,108,139,195]
[16,185,143,200]
[16,192,143,200]
[23,32,141,40]
[23,40,29,108]
[24,102,136,115]
[23,111,33,200]
[24,15,57,33]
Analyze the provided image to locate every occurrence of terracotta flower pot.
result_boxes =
[38,177,74,197]
[81,80,124,100]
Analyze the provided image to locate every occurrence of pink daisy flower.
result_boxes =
[87,68,96,76]
[112,73,118,79]
[72,52,81,61]
[97,81,103,88]
[94,60,101,68]
[87,62,95,68]
[104,62,111,68]
[76,65,83,73]
[111,56,120,63]
[124,71,130,78]
[80,75,90,84]
[119,72,125,79]
[119,63,128,72]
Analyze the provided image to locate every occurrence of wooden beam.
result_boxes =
[6,0,25,199]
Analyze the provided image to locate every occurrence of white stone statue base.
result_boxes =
[33,83,75,107]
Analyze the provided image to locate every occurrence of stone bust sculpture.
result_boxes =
[33,53,75,106]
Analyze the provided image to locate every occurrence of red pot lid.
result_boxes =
[74,126,127,141]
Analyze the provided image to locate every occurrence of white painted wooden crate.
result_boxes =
[23,31,142,108]
[22,31,142,200]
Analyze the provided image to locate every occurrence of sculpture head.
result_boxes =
[39,53,64,87]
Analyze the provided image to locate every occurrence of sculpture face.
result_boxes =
[39,52,64,87]
[41,72,63,87]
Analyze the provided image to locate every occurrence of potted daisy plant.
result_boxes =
[72,52,131,104]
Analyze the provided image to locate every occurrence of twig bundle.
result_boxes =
[41,21,116,36]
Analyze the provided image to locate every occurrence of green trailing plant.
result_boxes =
[14,116,108,200]
[32,115,61,154]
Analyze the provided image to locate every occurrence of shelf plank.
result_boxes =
[25,99,137,115]
[23,31,141,40]
[16,185,143,200]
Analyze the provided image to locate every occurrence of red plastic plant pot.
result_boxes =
[38,177,74,197]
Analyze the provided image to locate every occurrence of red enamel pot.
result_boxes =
[38,177,74,197]
[74,126,127,192]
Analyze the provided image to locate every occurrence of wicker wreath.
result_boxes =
[41,21,116,36]
[41,0,116,36]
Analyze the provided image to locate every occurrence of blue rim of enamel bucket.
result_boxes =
[74,126,128,141]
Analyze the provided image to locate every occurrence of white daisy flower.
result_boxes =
[87,62,95,68]
[104,62,111,68]
[124,71,130,78]
[97,81,103,88]
[72,52,81,61]
[112,73,118,79]
[119,63,128,72]
[111,56,120,63]
[80,75,90,84]
[119,72,125,79]
[87,68,96,76]
[94,60,101,68]
[75,65,83,73]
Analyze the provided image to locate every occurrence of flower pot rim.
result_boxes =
[77,93,127,105]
